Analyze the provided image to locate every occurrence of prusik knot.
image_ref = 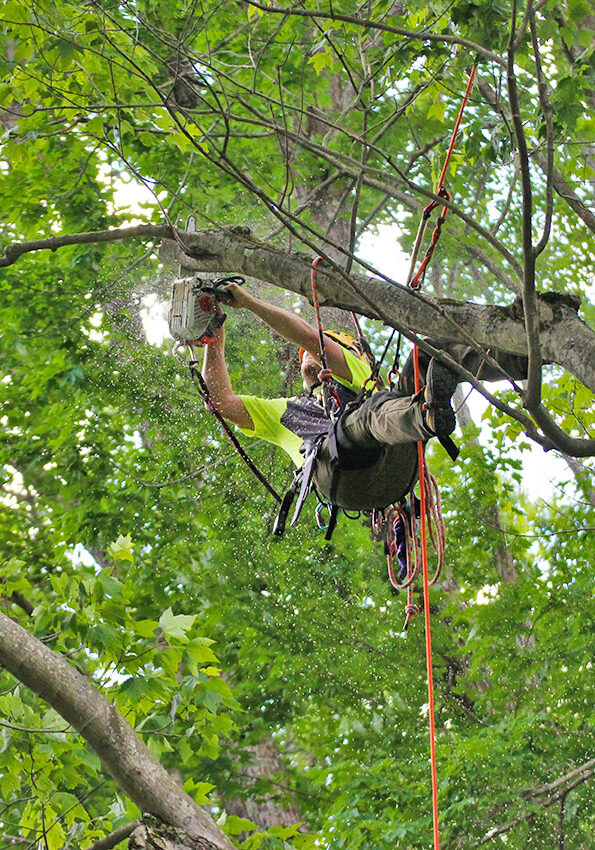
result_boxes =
[318,368,333,384]
[405,603,420,616]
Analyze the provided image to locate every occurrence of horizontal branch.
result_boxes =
[160,227,595,395]
[87,820,141,850]
[2,223,593,451]
[244,2,507,67]
[0,224,174,267]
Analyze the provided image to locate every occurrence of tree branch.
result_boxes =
[529,9,555,257]
[475,75,595,235]
[160,228,595,396]
[507,1,543,410]
[476,759,594,845]
[243,2,508,67]
[0,225,174,268]
[0,612,236,850]
[87,820,142,850]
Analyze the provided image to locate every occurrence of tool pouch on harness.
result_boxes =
[272,436,325,537]
[273,403,385,538]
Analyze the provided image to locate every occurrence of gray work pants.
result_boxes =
[312,342,528,511]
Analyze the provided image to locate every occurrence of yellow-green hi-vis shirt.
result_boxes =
[237,350,371,467]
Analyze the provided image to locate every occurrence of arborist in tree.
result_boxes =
[192,283,528,527]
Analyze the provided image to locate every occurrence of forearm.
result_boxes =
[200,327,233,406]
[241,292,321,354]
[196,327,253,430]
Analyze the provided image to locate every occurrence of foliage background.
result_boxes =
[0,1,593,848]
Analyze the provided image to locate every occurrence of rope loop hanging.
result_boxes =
[310,256,336,417]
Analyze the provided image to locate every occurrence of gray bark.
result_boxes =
[130,818,222,850]
[160,228,595,394]
[0,612,236,850]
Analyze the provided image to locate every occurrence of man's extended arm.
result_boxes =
[226,285,352,383]
[193,313,254,430]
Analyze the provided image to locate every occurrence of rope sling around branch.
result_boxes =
[405,63,477,850]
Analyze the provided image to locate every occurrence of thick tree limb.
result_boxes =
[3,221,594,388]
[0,612,236,850]
[160,228,595,395]
[2,223,593,450]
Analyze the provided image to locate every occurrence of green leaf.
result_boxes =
[308,52,334,75]
[427,100,446,122]
[107,534,135,563]
[221,814,258,835]
[159,607,196,641]
[183,639,219,674]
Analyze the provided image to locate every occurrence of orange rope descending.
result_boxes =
[400,63,477,850]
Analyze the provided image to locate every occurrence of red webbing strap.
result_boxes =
[407,65,477,291]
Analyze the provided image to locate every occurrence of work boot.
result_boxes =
[424,359,459,438]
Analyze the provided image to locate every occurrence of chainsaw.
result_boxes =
[168,274,245,345]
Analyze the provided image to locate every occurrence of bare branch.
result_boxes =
[476,75,595,234]
[0,225,173,268]
[243,2,508,67]
[507,1,543,409]
[87,821,142,850]
[161,227,595,402]
[529,9,555,256]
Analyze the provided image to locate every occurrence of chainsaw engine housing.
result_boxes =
[168,276,220,343]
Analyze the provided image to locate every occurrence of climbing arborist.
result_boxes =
[192,283,528,515]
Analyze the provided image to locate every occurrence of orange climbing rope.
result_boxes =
[403,64,477,850]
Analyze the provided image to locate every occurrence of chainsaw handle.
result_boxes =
[212,276,245,305]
